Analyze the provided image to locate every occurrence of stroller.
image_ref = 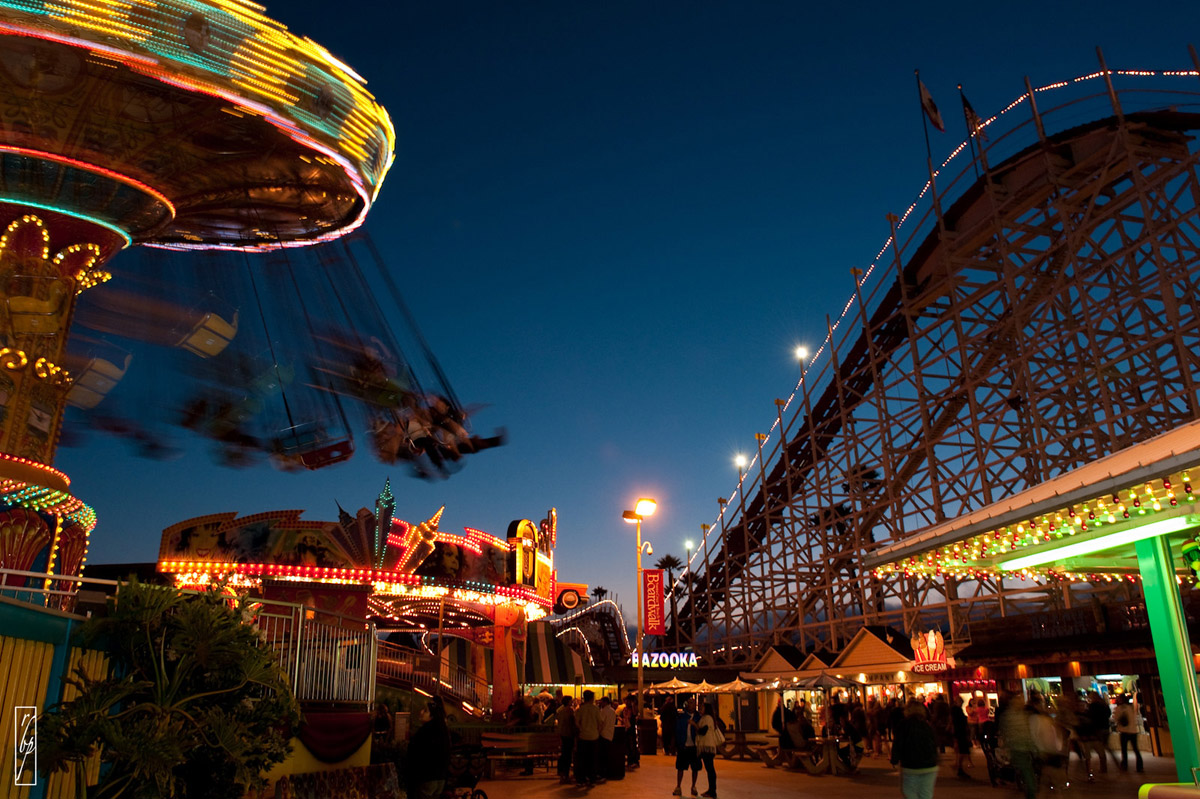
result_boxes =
[980,720,1017,788]
[444,744,488,799]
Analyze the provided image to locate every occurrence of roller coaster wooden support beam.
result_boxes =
[668,93,1200,665]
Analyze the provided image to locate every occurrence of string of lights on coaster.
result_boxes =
[553,598,633,655]
[871,471,1197,584]
[0,0,394,247]
[555,626,594,663]
[685,65,1200,584]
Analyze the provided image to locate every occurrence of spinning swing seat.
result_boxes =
[272,421,354,470]
[178,310,238,358]
[66,353,132,409]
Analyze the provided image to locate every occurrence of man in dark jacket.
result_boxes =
[1084,690,1115,775]
[891,699,939,799]
[661,696,679,756]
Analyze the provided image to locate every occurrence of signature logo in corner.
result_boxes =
[13,706,36,786]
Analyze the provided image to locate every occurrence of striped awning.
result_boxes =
[525,621,595,686]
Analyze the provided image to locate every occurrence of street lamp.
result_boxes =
[734,454,747,472]
[683,539,694,649]
[795,345,809,363]
[623,497,657,718]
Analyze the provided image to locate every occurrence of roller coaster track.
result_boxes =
[670,76,1200,665]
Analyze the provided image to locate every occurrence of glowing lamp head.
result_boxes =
[685,540,694,551]
[734,454,747,469]
[634,498,657,517]
[795,345,809,362]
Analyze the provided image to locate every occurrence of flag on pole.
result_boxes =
[918,78,945,132]
[961,91,987,141]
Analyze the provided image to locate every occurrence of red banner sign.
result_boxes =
[643,569,665,636]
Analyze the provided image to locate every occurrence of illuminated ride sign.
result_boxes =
[628,651,700,669]
[910,628,949,675]
[157,491,561,624]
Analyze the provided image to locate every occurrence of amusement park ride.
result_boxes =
[156,487,582,712]
[0,0,500,591]
[673,55,1200,666]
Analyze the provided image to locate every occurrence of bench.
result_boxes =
[274,762,400,799]
[481,730,561,777]
[752,744,785,768]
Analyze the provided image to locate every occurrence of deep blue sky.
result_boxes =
[59,1,1200,612]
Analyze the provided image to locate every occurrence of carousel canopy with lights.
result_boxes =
[157,482,559,627]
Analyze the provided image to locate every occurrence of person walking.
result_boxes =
[623,694,641,768]
[952,700,973,778]
[890,698,939,799]
[660,696,679,756]
[598,695,617,780]
[1084,690,1116,777]
[1114,694,1143,773]
[672,696,701,797]
[1029,693,1065,794]
[575,690,601,785]
[405,697,451,799]
[555,694,576,784]
[998,690,1038,799]
[695,700,721,798]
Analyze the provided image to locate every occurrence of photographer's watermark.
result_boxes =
[13,706,36,786]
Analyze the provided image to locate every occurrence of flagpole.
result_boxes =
[958,84,980,181]
[915,69,933,165]
[915,69,947,234]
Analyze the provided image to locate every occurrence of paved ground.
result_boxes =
[476,749,1183,798]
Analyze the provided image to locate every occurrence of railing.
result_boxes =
[275,601,377,704]
[376,639,490,712]
[0,568,118,613]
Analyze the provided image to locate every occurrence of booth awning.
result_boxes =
[525,621,596,685]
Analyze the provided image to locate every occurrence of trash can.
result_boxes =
[606,727,627,779]
[637,718,658,755]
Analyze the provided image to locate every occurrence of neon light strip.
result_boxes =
[0,197,132,248]
[0,144,176,223]
[998,516,1195,571]
[0,454,70,488]
[0,3,394,193]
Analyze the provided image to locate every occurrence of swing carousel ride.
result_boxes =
[0,0,500,584]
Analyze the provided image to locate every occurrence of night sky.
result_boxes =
[57,1,1200,612]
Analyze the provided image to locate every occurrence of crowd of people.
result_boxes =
[994,688,1142,799]
[510,689,645,786]
[881,688,1142,799]
[373,685,1141,799]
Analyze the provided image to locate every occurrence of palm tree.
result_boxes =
[592,585,608,602]
[655,554,684,647]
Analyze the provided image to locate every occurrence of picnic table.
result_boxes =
[720,729,768,760]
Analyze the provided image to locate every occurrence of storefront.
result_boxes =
[864,424,1200,782]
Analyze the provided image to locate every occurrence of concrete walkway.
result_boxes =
[476,749,1183,798]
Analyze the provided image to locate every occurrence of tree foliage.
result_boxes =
[39,580,300,799]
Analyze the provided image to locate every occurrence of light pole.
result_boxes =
[623,497,656,718]
[682,539,693,649]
